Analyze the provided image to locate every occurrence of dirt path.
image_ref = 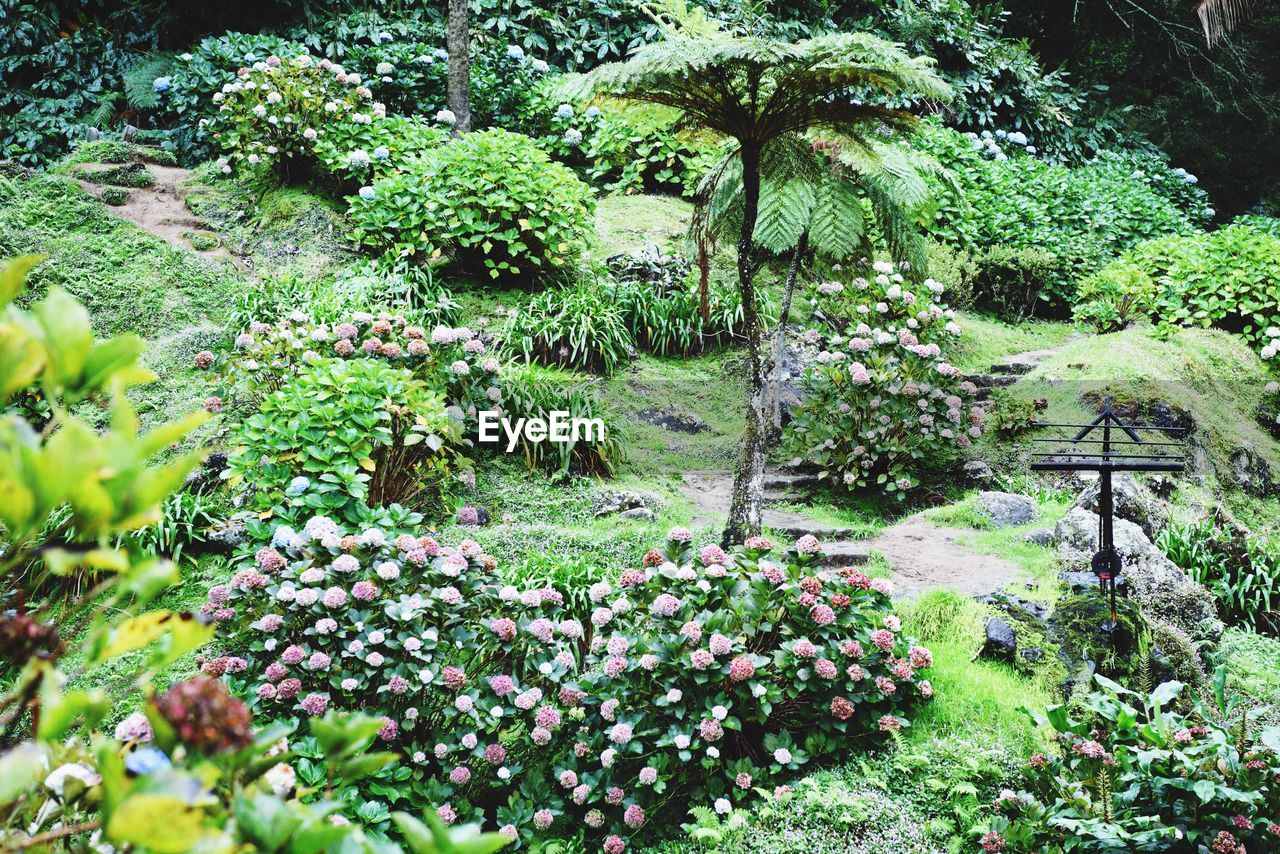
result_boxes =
[78,163,243,269]
[680,470,1024,596]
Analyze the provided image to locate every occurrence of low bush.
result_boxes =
[208,51,383,183]
[505,281,634,374]
[918,123,1209,302]
[980,674,1280,853]
[101,186,128,206]
[1074,225,1280,343]
[613,275,772,357]
[346,129,595,281]
[970,245,1064,320]
[784,263,984,495]
[227,358,463,523]
[313,114,445,184]
[208,525,933,846]
[497,364,625,478]
[922,240,977,309]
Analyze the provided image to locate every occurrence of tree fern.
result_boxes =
[809,170,868,260]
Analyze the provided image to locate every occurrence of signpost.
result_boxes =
[1029,399,1185,620]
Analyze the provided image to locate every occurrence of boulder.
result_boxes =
[983,617,1017,659]
[637,408,709,434]
[1023,528,1056,547]
[1070,472,1168,538]
[1054,507,1155,563]
[977,491,1037,528]
[1229,448,1275,497]
[620,507,655,521]
[205,513,250,554]
[593,490,663,518]
[1058,570,1126,596]
[962,460,995,485]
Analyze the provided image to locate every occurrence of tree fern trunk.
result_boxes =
[724,142,766,546]
[767,229,807,437]
[446,0,472,135]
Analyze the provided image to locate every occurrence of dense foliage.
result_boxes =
[982,675,1280,853]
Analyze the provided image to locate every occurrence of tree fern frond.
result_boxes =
[755,173,816,253]
[810,172,867,261]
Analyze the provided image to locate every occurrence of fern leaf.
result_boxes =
[755,174,816,253]
[123,55,175,111]
[810,172,866,261]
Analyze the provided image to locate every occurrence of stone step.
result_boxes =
[762,470,820,490]
[815,541,871,567]
[761,512,860,542]
[966,373,1019,389]
[991,361,1036,376]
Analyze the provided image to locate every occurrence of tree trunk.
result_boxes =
[697,238,712,325]
[446,0,472,135]
[723,142,767,547]
[766,229,807,438]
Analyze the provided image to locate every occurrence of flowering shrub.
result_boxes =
[227,358,463,522]
[978,674,1280,853]
[783,261,983,494]
[206,522,931,847]
[313,114,446,184]
[1261,329,1280,439]
[207,51,387,183]
[346,128,595,280]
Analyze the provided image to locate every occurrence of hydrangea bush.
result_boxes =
[346,128,595,280]
[978,675,1280,853]
[1260,327,1280,440]
[205,525,933,848]
[207,51,386,183]
[784,261,983,494]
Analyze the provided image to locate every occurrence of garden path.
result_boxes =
[77,162,243,269]
[679,470,1025,598]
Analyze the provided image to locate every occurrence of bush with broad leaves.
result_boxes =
[205,523,933,848]
[783,261,983,495]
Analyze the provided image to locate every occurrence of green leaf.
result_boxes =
[105,794,205,852]
[0,743,49,804]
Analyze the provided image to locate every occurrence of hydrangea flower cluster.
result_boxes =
[785,260,983,494]
[1260,328,1280,437]
[200,309,501,428]
[209,52,384,180]
[966,128,1037,160]
[207,524,932,846]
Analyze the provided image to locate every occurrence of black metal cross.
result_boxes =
[1029,399,1185,619]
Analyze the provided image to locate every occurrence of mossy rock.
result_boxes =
[72,161,155,189]
[1048,593,1148,685]
[101,187,129,206]
[63,140,177,168]
[189,233,220,251]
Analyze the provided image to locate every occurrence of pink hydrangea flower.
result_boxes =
[876,675,896,696]
[871,629,895,652]
[909,645,933,669]
[792,639,816,658]
[690,649,714,670]
[603,834,625,853]
[729,655,756,681]
[281,645,305,665]
[301,693,329,715]
[558,769,578,789]
[830,696,854,720]
[351,581,377,601]
[449,766,471,785]
[699,719,723,742]
[608,723,634,744]
[624,804,645,828]
[795,534,821,554]
[489,674,516,696]
[490,618,517,641]
[700,544,728,565]
[815,658,837,679]
[811,604,836,625]
[366,652,384,667]
[735,772,752,789]
[443,666,466,690]
[709,633,732,656]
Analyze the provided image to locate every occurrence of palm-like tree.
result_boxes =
[567,0,949,543]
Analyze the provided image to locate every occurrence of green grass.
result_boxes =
[602,350,749,473]
[951,310,1076,373]
[592,193,694,259]
[1219,627,1280,709]
[899,589,1053,757]
[1001,325,1280,494]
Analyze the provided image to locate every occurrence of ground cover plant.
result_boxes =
[7,0,1280,851]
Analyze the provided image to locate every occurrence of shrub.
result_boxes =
[101,186,128,206]
[331,256,460,322]
[783,263,984,495]
[208,524,933,845]
[207,51,384,183]
[987,390,1045,437]
[1072,260,1158,333]
[971,245,1064,320]
[497,364,625,478]
[980,674,1280,853]
[1157,519,1280,636]
[313,114,445,184]
[227,358,462,523]
[922,239,977,309]
[505,281,635,374]
[347,129,595,280]
[917,123,1208,301]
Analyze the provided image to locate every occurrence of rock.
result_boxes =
[1229,448,1275,497]
[593,490,663,517]
[983,617,1017,659]
[205,514,250,554]
[1023,528,1056,547]
[962,460,995,485]
[1070,472,1168,538]
[966,373,1018,390]
[1063,660,1096,698]
[1054,507,1154,563]
[637,408,709,434]
[86,126,102,141]
[620,507,655,521]
[605,243,690,289]
[977,491,1037,528]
